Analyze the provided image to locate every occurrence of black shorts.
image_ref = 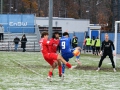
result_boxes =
[102,52,113,58]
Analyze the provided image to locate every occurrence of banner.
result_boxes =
[0,14,35,33]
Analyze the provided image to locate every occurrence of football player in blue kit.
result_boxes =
[60,32,81,80]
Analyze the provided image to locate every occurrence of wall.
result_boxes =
[0,14,35,33]
[35,17,90,33]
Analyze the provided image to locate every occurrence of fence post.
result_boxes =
[8,41,9,51]
[34,41,35,52]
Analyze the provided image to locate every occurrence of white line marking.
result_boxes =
[11,60,40,75]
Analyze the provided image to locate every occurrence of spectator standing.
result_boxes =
[0,24,4,41]
[91,36,95,55]
[13,35,20,51]
[82,37,86,50]
[86,36,91,52]
[72,35,78,48]
[94,37,101,55]
[21,34,27,52]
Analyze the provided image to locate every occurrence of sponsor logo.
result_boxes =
[9,22,27,26]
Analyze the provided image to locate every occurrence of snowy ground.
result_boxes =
[0,52,120,90]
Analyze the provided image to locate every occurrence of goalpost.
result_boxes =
[114,21,120,66]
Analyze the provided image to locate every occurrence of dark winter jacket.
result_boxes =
[14,37,20,44]
[21,37,27,48]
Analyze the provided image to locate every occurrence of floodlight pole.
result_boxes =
[48,0,53,38]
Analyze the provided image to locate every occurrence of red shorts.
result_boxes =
[43,53,58,66]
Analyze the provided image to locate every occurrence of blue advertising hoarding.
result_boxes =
[0,14,35,33]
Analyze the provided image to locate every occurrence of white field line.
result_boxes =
[11,60,40,76]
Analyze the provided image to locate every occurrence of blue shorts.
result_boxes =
[62,49,74,62]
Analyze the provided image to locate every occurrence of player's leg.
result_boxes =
[47,61,58,81]
[57,54,72,69]
[61,57,69,74]
[76,55,82,65]
[61,57,69,81]
[108,53,116,72]
[75,55,82,65]
[58,60,62,77]
[50,61,58,75]
[96,53,106,71]
[45,53,58,81]
[71,47,81,65]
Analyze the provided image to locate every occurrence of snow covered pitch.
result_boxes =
[0,52,120,90]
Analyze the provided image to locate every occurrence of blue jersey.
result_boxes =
[60,36,71,54]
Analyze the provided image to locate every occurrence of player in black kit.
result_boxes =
[96,33,116,72]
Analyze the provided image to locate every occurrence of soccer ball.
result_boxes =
[73,49,80,56]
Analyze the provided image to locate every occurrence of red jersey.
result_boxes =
[39,38,49,55]
[49,38,59,53]
[39,38,58,66]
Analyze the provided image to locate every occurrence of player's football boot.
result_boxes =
[59,74,62,77]
[70,65,77,70]
[113,68,116,72]
[96,68,100,71]
[47,76,52,82]
[61,74,64,81]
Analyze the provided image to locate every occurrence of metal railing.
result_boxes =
[35,25,41,42]
[0,41,40,52]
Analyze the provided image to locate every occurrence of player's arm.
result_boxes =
[111,41,116,56]
[101,41,104,51]
[100,41,104,55]
[42,39,50,46]
[111,41,115,50]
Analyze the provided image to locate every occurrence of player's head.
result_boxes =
[105,33,109,41]
[63,32,69,37]
[41,32,49,39]
[52,32,59,39]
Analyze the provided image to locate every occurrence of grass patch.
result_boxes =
[0,52,120,90]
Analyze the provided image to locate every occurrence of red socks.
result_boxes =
[48,71,52,77]
[48,63,71,77]
[58,66,62,76]
[66,62,72,68]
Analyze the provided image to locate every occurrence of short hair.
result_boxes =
[52,32,59,38]
[87,36,89,38]
[63,32,69,36]
[41,32,48,38]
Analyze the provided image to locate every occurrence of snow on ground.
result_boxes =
[0,52,120,90]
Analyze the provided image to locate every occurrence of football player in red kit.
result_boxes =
[49,32,62,77]
[39,32,73,81]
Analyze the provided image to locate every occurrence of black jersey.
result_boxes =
[101,40,115,53]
